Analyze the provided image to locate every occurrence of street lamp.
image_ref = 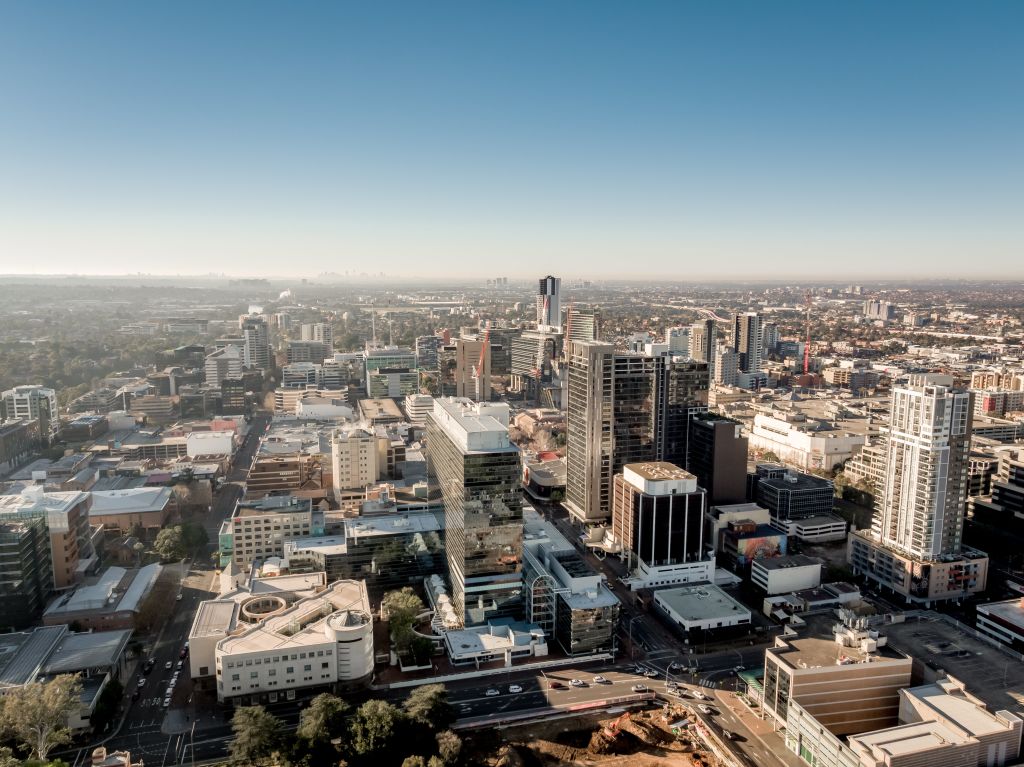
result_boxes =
[628,615,643,661]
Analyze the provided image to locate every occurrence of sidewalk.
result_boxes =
[716,690,804,767]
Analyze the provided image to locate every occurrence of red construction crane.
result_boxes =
[803,291,813,376]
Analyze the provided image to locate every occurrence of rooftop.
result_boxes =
[0,626,67,689]
[429,397,515,453]
[754,554,823,571]
[90,487,172,514]
[624,461,694,481]
[41,629,132,675]
[655,584,751,622]
[977,597,1024,628]
[190,600,239,638]
[0,487,89,516]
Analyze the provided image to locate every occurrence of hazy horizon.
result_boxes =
[1,2,1022,279]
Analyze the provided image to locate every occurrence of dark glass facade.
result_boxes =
[0,516,53,631]
[427,410,523,626]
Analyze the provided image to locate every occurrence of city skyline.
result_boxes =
[1,2,1022,279]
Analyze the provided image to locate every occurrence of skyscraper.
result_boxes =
[654,356,710,470]
[300,322,333,349]
[537,275,561,330]
[240,314,271,370]
[688,319,716,367]
[564,342,658,523]
[849,375,989,604]
[564,306,599,343]
[426,398,523,626]
[732,311,762,373]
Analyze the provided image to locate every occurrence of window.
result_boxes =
[286,667,294,674]
[321,662,329,669]
[304,664,311,672]
[250,671,258,679]
[231,674,240,682]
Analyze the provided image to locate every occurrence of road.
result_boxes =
[64,414,271,767]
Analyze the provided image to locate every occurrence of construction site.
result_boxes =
[462,704,732,767]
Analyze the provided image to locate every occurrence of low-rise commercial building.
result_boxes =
[89,487,174,537]
[214,579,374,704]
[42,564,163,631]
[521,509,619,656]
[653,584,751,644]
[976,597,1024,651]
[219,495,323,571]
[751,554,823,595]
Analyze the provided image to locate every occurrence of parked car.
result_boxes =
[485,688,500,697]
[509,684,522,693]
[162,698,171,708]
[136,678,146,688]
[164,661,173,670]
[176,661,183,670]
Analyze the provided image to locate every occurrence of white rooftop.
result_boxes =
[430,397,515,453]
[90,487,172,514]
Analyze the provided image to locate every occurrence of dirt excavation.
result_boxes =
[465,705,729,767]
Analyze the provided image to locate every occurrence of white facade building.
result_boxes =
[751,555,823,595]
[205,346,244,385]
[214,579,373,703]
[2,385,59,444]
[331,428,380,497]
[749,412,868,472]
[186,430,235,458]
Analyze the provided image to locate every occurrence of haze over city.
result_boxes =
[1,1,1023,279]
[2,5,1024,767]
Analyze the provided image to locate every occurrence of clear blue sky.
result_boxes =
[0,2,1021,279]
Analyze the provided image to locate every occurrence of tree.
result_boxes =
[833,471,851,499]
[761,450,781,463]
[428,757,444,767]
[153,526,186,561]
[401,758,426,767]
[349,700,404,759]
[403,685,454,731]
[435,730,462,766]
[0,674,83,761]
[295,693,351,765]
[382,588,426,655]
[0,747,20,767]
[180,522,209,554]
[228,705,284,767]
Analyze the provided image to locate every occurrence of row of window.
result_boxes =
[223,649,332,668]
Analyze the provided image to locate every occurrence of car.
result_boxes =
[179,649,188,659]
[183,641,189,649]
[733,666,745,673]
[136,678,146,688]
[698,704,711,714]
[692,690,706,700]
[162,698,171,708]
[175,593,183,601]
[176,661,183,670]
[164,661,173,670]
[485,688,500,697]
[593,675,608,684]
[666,681,678,690]
[570,679,586,688]
[668,662,681,672]
[631,684,648,692]
[508,684,522,693]
[722,730,734,740]
[548,681,565,690]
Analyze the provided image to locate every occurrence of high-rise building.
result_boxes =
[564,342,657,523]
[664,326,690,354]
[611,462,712,586]
[452,337,491,401]
[732,312,762,373]
[509,329,561,399]
[219,496,323,571]
[205,346,244,385]
[239,315,271,370]
[1,385,59,446]
[300,322,333,349]
[686,413,748,505]
[849,375,989,604]
[654,356,709,470]
[761,321,780,354]
[415,335,443,371]
[537,275,561,330]
[564,307,599,344]
[688,320,716,368]
[426,398,522,626]
[713,345,740,386]
[331,428,380,498]
[863,300,897,321]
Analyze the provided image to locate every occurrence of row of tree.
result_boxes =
[153,522,209,561]
[229,685,462,767]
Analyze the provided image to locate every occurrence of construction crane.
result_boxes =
[803,291,813,376]
[473,320,491,401]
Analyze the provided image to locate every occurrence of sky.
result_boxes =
[0,2,1021,280]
